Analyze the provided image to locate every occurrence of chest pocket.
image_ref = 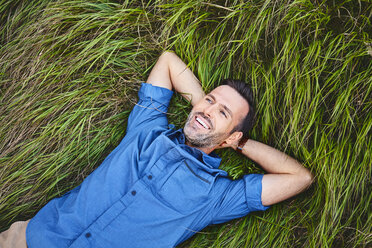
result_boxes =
[155,160,212,214]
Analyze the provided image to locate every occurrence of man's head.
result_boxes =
[184,79,255,153]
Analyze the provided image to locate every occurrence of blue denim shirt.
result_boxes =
[26,83,269,248]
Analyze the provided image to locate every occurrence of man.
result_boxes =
[0,51,313,248]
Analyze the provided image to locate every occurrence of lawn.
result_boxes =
[0,0,371,247]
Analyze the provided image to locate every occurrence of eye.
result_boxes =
[206,98,213,103]
[220,110,227,118]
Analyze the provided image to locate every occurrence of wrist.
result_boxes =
[236,138,248,152]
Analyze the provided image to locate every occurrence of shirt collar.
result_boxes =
[165,125,222,169]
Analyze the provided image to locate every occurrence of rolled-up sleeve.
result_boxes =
[211,174,269,225]
[126,83,173,134]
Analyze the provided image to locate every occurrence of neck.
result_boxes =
[185,140,215,155]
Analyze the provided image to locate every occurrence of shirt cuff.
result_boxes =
[138,83,174,106]
[244,174,270,211]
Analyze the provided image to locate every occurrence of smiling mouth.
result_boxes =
[195,116,211,130]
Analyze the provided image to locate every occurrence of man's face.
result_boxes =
[184,85,249,149]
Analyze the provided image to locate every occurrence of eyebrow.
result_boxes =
[208,94,233,118]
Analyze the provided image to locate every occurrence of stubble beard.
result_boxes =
[183,112,225,148]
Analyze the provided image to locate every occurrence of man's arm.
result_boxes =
[146,51,205,106]
[239,139,313,206]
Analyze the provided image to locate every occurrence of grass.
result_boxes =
[0,0,371,247]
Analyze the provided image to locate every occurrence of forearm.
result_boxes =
[146,51,205,106]
[241,139,309,175]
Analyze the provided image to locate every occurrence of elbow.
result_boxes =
[159,51,177,66]
[303,169,314,188]
[161,50,175,58]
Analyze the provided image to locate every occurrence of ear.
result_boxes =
[216,131,243,149]
[225,131,243,146]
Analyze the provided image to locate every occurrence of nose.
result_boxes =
[203,104,215,117]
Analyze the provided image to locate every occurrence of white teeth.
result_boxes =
[196,117,209,129]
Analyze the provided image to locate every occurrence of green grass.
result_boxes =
[0,0,371,247]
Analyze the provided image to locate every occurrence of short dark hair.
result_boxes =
[220,79,255,139]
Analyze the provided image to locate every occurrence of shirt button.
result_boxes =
[148,175,153,180]
[131,190,136,196]
[85,232,91,238]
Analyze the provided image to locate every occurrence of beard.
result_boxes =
[183,112,226,148]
